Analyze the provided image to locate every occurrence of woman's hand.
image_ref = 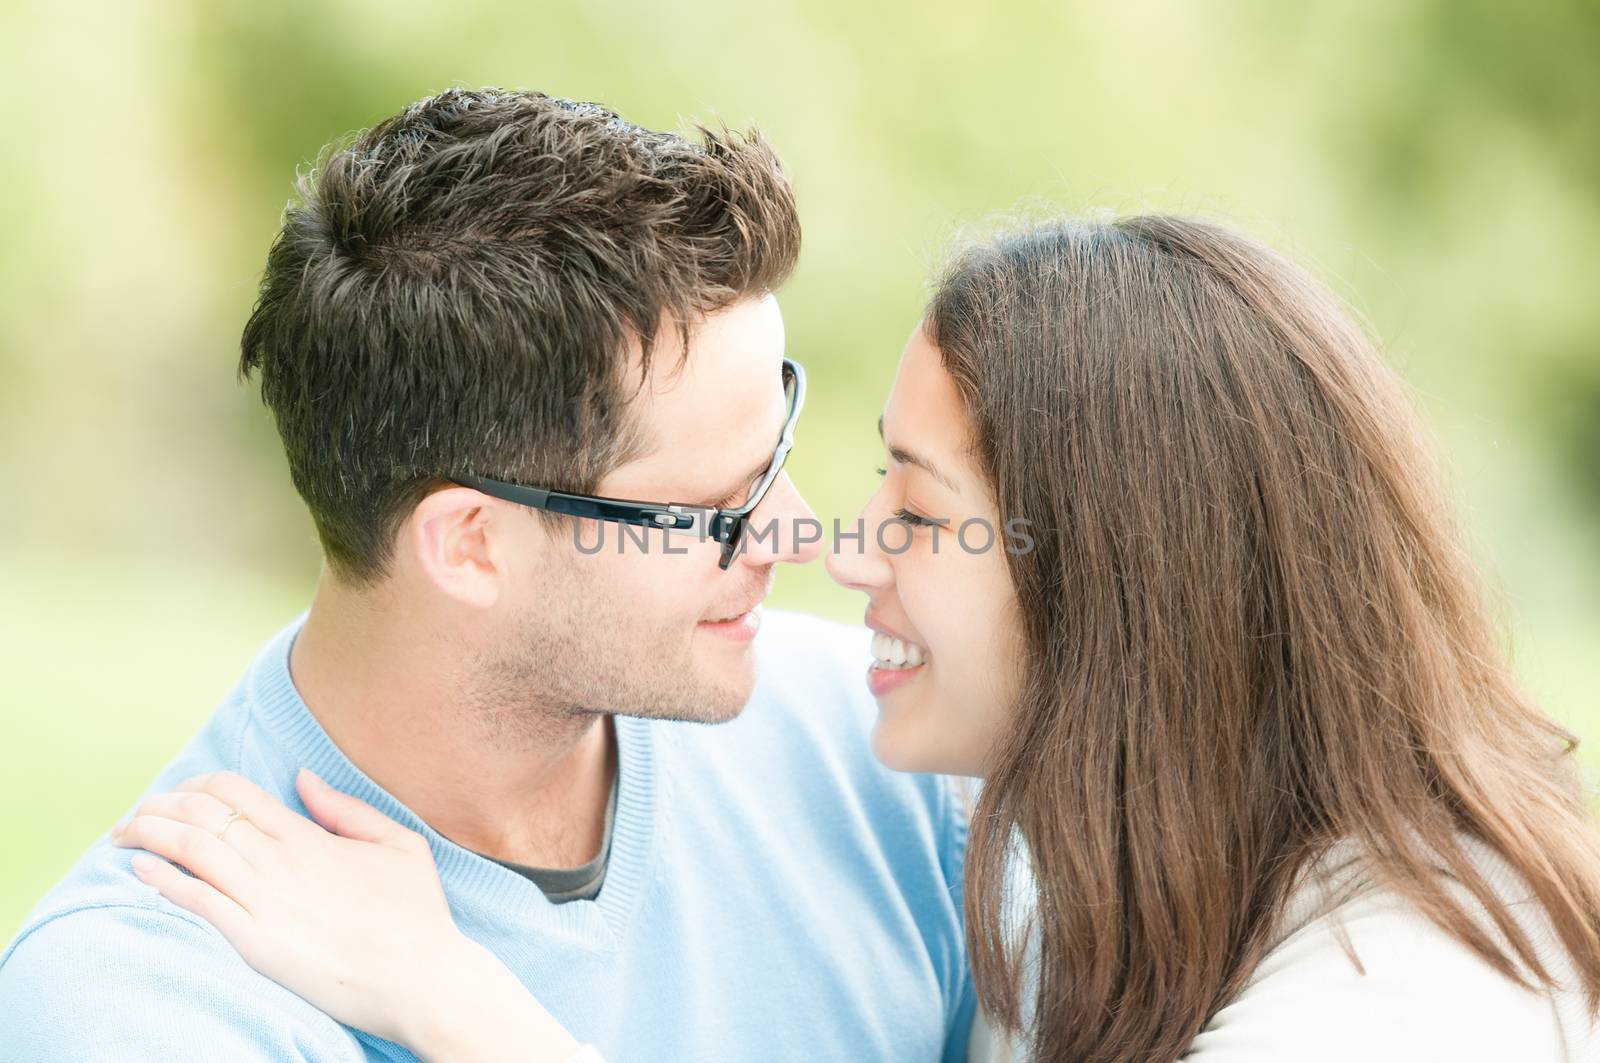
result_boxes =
[110,769,585,1063]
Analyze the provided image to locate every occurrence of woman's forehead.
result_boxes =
[884,328,975,480]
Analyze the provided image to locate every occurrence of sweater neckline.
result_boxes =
[244,611,659,951]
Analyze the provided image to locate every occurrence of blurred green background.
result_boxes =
[3,0,1597,938]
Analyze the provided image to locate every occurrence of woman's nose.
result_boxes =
[824,500,893,592]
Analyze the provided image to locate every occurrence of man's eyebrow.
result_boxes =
[696,455,772,508]
[878,415,960,492]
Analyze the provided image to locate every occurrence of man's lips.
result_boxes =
[699,605,762,643]
[703,602,760,624]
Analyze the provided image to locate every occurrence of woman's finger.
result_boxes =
[170,770,317,841]
[130,852,255,945]
[116,791,277,869]
[296,768,423,849]
[112,814,262,911]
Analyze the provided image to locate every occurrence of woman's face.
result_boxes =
[825,325,1025,777]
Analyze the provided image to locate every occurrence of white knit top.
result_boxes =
[970,835,1598,1061]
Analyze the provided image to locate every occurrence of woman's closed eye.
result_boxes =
[876,466,948,528]
[894,507,948,528]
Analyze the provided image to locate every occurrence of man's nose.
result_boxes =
[734,472,823,567]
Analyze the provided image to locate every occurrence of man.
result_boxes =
[0,89,973,1060]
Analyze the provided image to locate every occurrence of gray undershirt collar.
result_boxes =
[477,767,620,904]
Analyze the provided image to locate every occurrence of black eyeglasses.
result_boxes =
[449,358,806,570]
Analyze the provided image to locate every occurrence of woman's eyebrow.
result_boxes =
[878,415,960,492]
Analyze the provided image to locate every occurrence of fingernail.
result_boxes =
[130,853,158,875]
[110,822,125,840]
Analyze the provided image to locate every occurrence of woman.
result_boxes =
[112,213,1600,1061]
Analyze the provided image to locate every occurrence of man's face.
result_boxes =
[480,293,820,725]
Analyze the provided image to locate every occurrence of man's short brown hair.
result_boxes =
[240,88,801,585]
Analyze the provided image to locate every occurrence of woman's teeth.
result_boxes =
[871,631,928,670]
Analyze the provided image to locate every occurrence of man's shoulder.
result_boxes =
[0,892,363,1061]
[3,888,228,977]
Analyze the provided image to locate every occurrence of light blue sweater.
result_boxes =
[0,609,974,1061]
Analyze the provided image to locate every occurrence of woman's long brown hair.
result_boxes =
[926,214,1600,1062]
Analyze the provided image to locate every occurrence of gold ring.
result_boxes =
[216,808,247,841]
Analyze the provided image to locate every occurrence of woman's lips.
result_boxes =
[866,660,925,697]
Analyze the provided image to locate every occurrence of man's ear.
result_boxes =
[404,487,519,609]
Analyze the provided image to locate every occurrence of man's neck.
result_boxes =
[285,577,617,869]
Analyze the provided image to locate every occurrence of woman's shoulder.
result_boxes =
[1183,836,1592,1061]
